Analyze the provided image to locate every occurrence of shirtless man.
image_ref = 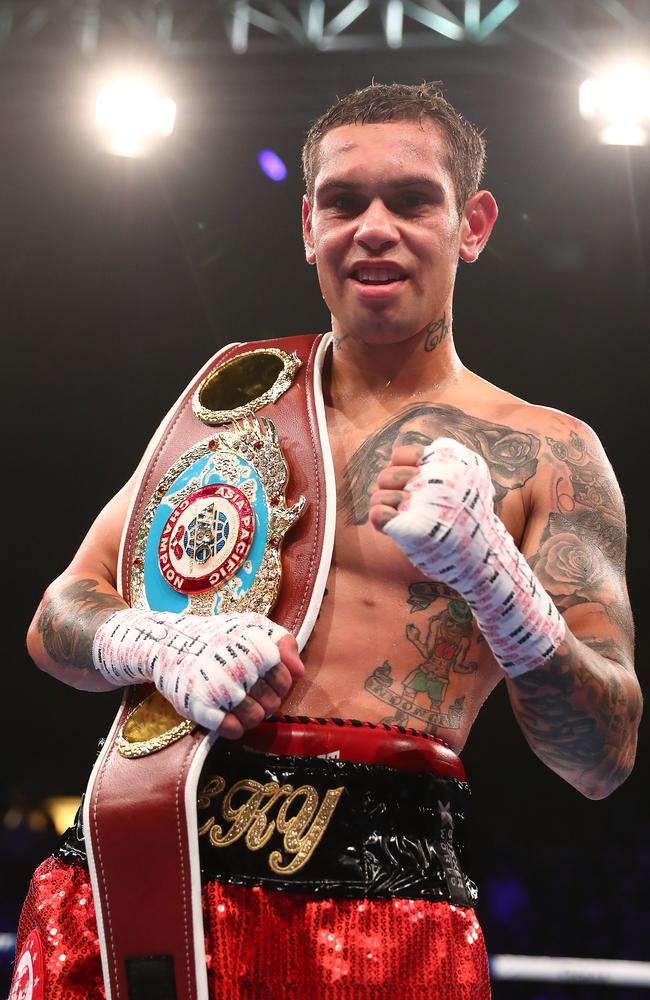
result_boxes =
[22,82,641,996]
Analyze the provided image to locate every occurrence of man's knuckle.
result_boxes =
[219,716,244,740]
[262,697,282,718]
[274,676,292,698]
[247,703,266,726]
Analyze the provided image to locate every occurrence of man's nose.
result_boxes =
[354,200,399,252]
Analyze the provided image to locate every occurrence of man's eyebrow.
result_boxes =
[315,175,444,196]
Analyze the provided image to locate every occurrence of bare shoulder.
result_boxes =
[336,369,621,532]
[462,369,603,437]
[461,370,620,498]
[501,393,630,607]
[502,399,623,521]
[63,471,140,588]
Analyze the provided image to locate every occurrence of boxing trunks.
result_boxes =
[12,717,490,999]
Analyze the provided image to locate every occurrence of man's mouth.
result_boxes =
[351,267,407,285]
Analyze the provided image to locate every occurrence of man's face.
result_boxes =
[303,120,464,346]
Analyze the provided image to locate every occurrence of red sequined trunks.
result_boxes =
[12,718,491,999]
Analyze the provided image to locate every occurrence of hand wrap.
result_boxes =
[384,438,565,677]
[92,609,288,730]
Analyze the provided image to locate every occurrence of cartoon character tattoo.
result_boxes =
[364,585,478,734]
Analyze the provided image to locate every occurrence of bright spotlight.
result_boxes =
[95,77,176,158]
[580,61,650,146]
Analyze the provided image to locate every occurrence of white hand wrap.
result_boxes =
[384,438,565,677]
[92,609,288,730]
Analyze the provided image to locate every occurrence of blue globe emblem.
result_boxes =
[183,505,230,565]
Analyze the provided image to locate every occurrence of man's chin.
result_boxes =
[341,323,421,347]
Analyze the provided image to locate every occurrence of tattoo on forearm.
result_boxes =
[339,402,540,525]
[510,633,641,793]
[37,578,125,669]
[424,313,451,353]
[503,426,639,794]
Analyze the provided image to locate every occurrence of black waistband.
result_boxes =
[57,735,476,907]
[196,742,476,906]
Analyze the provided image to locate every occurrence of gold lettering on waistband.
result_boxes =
[270,785,345,875]
[198,774,345,875]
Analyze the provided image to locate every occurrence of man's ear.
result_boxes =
[302,195,316,265]
[458,190,498,263]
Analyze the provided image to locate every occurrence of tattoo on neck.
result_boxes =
[424,313,451,353]
[333,334,349,351]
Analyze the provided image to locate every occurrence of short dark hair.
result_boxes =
[302,81,486,212]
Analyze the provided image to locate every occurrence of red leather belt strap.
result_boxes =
[84,334,333,1000]
[85,692,213,1000]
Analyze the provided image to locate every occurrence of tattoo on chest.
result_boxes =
[364,582,479,736]
[339,402,540,525]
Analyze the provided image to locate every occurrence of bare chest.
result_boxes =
[327,404,527,569]
[283,400,531,748]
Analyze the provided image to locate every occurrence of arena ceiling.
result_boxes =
[0,0,647,56]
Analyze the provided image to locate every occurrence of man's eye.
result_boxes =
[401,431,431,447]
[330,195,357,212]
[398,193,427,210]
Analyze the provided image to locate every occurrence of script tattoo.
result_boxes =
[37,578,125,668]
[424,312,451,353]
[339,402,540,525]
[364,584,479,736]
[509,427,639,796]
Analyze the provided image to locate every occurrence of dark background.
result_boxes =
[1,8,648,997]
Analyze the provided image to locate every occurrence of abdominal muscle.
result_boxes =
[279,380,527,752]
[280,528,504,754]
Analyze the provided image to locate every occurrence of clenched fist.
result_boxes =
[93,609,304,737]
[369,437,565,678]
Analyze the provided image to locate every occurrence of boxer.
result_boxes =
[14,81,640,999]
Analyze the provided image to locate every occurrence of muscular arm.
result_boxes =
[27,479,134,691]
[27,475,304,735]
[370,413,641,799]
[506,419,641,799]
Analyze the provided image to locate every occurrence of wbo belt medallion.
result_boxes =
[130,415,306,619]
[158,482,255,595]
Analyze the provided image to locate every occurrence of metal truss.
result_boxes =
[0,0,647,55]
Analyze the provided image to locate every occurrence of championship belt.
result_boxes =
[83,334,335,1000]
